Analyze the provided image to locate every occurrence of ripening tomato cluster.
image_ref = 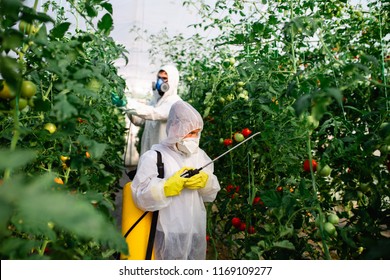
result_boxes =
[231,217,256,234]
[225,184,240,198]
[222,127,252,146]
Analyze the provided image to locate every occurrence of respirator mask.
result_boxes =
[152,78,169,96]
[177,137,200,155]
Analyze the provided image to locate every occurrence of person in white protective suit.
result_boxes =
[131,100,221,260]
[126,64,183,155]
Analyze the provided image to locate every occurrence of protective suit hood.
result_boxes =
[162,101,204,146]
[153,64,180,102]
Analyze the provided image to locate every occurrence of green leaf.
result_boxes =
[52,94,78,121]
[97,13,113,33]
[268,15,278,25]
[100,2,113,14]
[0,198,13,236]
[0,149,37,170]
[0,238,42,259]
[75,136,107,159]
[0,0,22,21]
[33,24,48,44]
[2,30,23,50]
[85,5,98,17]
[50,22,71,38]
[252,22,264,33]
[279,225,294,238]
[73,69,94,80]
[13,173,128,253]
[260,104,276,115]
[0,56,22,84]
[293,94,311,116]
[273,240,295,250]
[324,87,343,106]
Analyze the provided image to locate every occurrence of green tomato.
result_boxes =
[10,98,28,110]
[0,81,15,99]
[223,58,231,68]
[236,86,244,93]
[21,80,37,98]
[226,94,234,101]
[324,222,336,236]
[28,97,35,107]
[234,132,245,142]
[327,214,339,225]
[318,164,332,177]
[380,145,390,154]
[19,21,39,34]
[237,92,249,100]
[44,123,57,134]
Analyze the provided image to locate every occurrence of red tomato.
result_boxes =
[241,128,252,137]
[226,185,240,193]
[276,186,283,192]
[206,235,210,242]
[248,226,256,234]
[239,223,246,231]
[223,138,233,146]
[253,196,262,205]
[303,159,317,172]
[226,184,235,192]
[232,217,241,228]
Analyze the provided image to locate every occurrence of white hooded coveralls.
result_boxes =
[131,101,221,260]
[126,65,182,155]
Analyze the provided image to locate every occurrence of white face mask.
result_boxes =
[177,138,199,154]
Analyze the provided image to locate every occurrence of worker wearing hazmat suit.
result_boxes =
[131,100,221,260]
[126,64,183,156]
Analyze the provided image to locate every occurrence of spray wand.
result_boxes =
[181,132,261,178]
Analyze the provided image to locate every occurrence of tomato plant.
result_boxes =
[0,0,128,260]
[148,0,390,260]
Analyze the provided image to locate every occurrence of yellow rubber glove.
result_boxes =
[163,167,190,197]
[184,171,209,190]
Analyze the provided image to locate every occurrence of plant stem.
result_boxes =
[288,0,298,79]
[3,108,20,180]
[307,133,331,259]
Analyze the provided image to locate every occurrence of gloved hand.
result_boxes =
[184,171,208,190]
[163,167,190,197]
[111,92,127,107]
